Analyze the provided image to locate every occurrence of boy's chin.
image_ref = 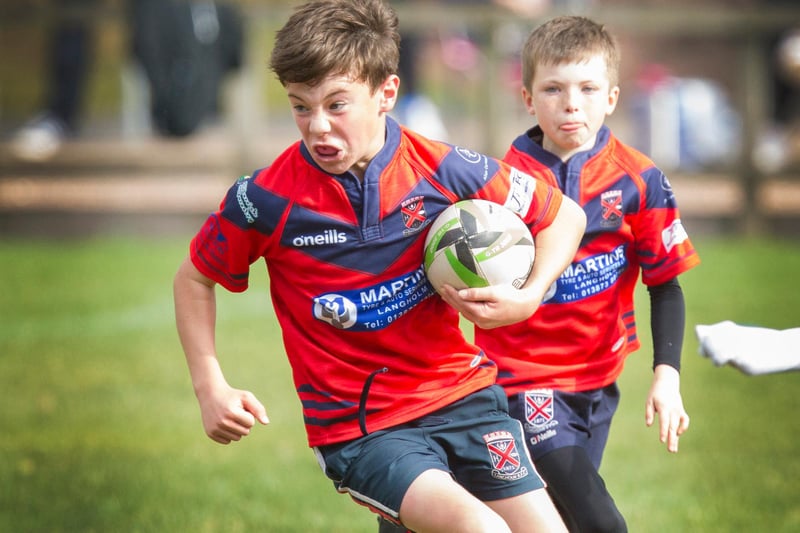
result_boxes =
[312,157,348,176]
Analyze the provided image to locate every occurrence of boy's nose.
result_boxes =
[564,88,581,112]
[309,112,331,134]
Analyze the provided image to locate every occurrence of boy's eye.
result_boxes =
[292,104,309,113]
[329,101,346,111]
[544,86,560,94]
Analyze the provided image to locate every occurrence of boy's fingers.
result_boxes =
[644,399,655,427]
[242,392,270,424]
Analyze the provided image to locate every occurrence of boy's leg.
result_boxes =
[331,385,565,532]
[399,469,513,533]
[484,485,567,533]
[535,446,627,533]
[319,428,510,532]
[376,476,565,533]
[423,385,565,532]
[508,386,626,532]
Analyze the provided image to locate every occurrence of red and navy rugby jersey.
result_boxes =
[190,118,563,447]
[476,125,700,394]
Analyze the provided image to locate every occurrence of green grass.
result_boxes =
[1,236,798,532]
[606,238,800,533]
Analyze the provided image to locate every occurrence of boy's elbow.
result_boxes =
[174,256,216,290]
[561,195,587,233]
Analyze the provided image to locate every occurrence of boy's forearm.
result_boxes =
[173,256,226,395]
[526,196,585,294]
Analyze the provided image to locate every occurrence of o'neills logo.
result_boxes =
[292,228,348,247]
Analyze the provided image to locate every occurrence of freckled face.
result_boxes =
[522,55,619,161]
[286,74,399,179]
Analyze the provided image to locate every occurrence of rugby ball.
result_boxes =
[423,199,535,292]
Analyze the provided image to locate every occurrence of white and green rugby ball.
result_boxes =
[423,199,535,293]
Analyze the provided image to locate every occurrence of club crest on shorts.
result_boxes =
[525,389,554,429]
[483,430,528,481]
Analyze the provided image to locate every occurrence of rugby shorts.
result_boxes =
[314,385,546,523]
[508,383,621,469]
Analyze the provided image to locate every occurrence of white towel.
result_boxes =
[695,321,800,375]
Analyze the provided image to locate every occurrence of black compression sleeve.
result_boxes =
[647,278,685,372]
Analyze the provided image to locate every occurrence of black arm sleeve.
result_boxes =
[647,277,685,372]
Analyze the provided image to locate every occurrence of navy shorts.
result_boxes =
[508,383,620,469]
[314,385,546,523]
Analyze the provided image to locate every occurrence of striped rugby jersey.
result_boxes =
[476,125,700,394]
[190,118,563,446]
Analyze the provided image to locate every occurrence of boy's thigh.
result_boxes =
[316,427,446,523]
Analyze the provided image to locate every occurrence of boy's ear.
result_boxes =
[606,85,621,115]
[379,74,400,112]
[521,86,536,117]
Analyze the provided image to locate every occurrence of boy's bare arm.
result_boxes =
[525,195,586,301]
[441,196,586,329]
[173,256,269,444]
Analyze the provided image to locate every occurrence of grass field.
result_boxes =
[1,236,798,532]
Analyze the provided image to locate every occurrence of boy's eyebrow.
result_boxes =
[286,87,351,102]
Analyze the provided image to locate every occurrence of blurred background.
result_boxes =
[1,2,799,532]
[0,0,799,238]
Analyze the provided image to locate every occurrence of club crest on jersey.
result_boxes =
[525,389,554,429]
[401,196,427,231]
[600,190,622,227]
[483,431,528,481]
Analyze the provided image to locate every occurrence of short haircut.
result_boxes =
[521,16,620,90]
[270,0,400,92]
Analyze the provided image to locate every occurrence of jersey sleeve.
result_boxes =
[495,146,563,235]
[633,168,700,286]
[502,164,563,235]
[190,174,283,292]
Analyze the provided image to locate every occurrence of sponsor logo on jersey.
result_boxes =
[600,189,623,227]
[313,293,358,329]
[548,245,628,303]
[292,228,348,247]
[483,430,529,481]
[401,196,427,231]
[662,219,689,252]
[660,174,676,203]
[312,266,435,331]
[235,178,258,224]
[524,389,554,428]
[454,146,483,164]
[504,168,535,216]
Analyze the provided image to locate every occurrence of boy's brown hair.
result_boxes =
[270,0,400,92]
[521,16,620,90]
